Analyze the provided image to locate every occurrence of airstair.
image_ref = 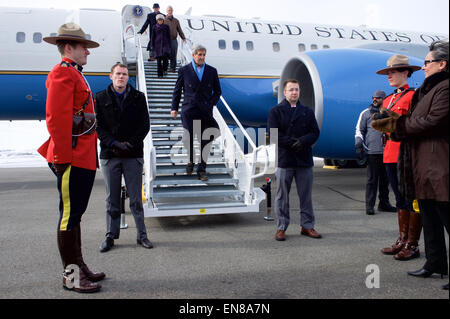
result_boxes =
[123,24,272,218]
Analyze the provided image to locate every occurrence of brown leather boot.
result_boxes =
[74,225,106,282]
[381,208,409,255]
[57,229,101,293]
[395,211,422,260]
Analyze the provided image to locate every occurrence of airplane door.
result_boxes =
[121,5,151,59]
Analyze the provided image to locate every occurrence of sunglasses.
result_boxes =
[424,59,442,66]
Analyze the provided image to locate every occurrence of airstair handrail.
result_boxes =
[219,96,269,179]
[127,24,157,204]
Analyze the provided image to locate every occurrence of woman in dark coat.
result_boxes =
[151,14,171,78]
[373,40,449,290]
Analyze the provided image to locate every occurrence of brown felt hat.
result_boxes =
[376,54,421,75]
[43,23,99,48]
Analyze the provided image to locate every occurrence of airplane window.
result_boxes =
[16,32,26,43]
[218,40,226,50]
[273,42,280,52]
[85,34,92,40]
[33,32,42,43]
[323,45,330,49]
[298,43,305,52]
[246,41,254,51]
[311,44,318,50]
[232,40,240,50]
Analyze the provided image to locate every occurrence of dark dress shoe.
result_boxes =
[197,171,208,181]
[186,162,194,175]
[137,238,154,249]
[366,208,375,215]
[407,268,435,278]
[275,229,285,241]
[301,227,322,239]
[99,237,114,253]
[378,203,397,212]
[443,283,449,290]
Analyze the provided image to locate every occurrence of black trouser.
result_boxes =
[366,154,390,209]
[181,109,218,173]
[157,55,168,76]
[419,200,449,274]
[170,39,178,70]
[385,163,409,209]
[50,164,96,231]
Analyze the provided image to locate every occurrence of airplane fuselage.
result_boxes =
[0,5,448,158]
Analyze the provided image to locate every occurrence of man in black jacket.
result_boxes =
[171,44,222,181]
[268,79,321,241]
[96,63,153,252]
[138,3,165,60]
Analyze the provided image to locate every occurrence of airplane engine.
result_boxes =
[279,48,424,159]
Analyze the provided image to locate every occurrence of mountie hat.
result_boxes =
[153,3,160,8]
[376,54,421,75]
[373,90,386,99]
[43,23,99,48]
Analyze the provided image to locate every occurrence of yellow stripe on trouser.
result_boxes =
[59,166,72,231]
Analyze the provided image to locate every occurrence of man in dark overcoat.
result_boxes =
[171,44,222,181]
[268,79,321,241]
[138,3,165,60]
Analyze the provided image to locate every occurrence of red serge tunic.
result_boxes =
[382,84,415,164]
[38,58,98,171]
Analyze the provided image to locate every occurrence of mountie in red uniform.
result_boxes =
[40,22,104,294]
[38,57,98,171]
[381,84,415,164]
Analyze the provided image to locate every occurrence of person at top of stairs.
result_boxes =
[151,14,171,78]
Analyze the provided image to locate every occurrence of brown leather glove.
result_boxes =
[371,108,401,133]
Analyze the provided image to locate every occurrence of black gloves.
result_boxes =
[112,141,133,156]
[355,146,365,160]
[372,112,390,121]
[291,139,305,153]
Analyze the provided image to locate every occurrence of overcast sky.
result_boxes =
[1,0,448,34]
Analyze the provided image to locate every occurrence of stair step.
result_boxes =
[148,93,175,98]
[154,201,246,211]
[154,174,237,186]
[152,185,244,199]
[148,103,177,108]
[148,86,175,91]
[149,108,176,113]
[156,163,232,175]
[152,132,183,139]
[156,157,226,164]
[151,126,183,131]
[151,119,181,125]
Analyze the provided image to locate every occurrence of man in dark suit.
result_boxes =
[268,79,321,241]
[138,3,165,61]
[171,44,222,181]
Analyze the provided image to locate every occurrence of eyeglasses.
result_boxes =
[424,59,442,66]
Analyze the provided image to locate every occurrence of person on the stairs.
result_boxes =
[171,44,222,181]
[151,14,171,78]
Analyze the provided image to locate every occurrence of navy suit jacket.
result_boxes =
[171,63,222,118]
[267,99,320,168]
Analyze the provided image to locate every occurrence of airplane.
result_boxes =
[0,5,448,163]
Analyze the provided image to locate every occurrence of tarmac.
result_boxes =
[0,164,448,300]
